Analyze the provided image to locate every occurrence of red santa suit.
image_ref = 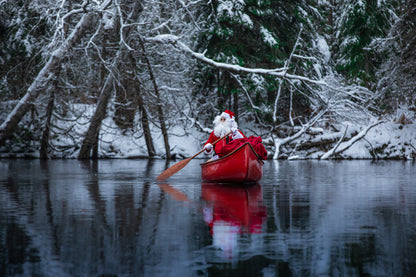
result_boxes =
[203,110,245,157]
[203,110,268,160]
[204,129,245,157]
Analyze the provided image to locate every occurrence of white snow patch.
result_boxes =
[260,26,278,48]
[317,36,330,62]
[240,13,253,28]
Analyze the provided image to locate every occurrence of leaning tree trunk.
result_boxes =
[78,75,114,159]
[0,13,93,146]
[92,130,99,159]
[137,92,156,157]
[138,34,171,159]
[78,0,146,159]
[40,67,61,159]
[127,52,156,157]
[40,89,56,159]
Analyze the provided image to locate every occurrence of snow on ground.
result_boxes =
[342,122,416,159]
[96,120,416,160]
[98,123,204,159]
[1,101,416,160]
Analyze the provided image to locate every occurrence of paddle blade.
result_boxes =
[157,157,192,180]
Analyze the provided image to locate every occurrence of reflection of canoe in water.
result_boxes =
[201,182,266,234]
[159,182,267,258]
[200,142,264,183]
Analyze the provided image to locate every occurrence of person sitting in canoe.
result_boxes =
[203,110,268,160]
[203,110,245,160]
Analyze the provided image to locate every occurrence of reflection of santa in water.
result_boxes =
[202,183,267,259]
[203,110,245,159]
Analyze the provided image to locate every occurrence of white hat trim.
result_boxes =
[221,112,234,120]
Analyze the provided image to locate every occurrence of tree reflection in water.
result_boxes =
[2,159,416,276]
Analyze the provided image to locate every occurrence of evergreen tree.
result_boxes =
[330,0,398,87]
[376,0,416,113]
[194,0,322,125]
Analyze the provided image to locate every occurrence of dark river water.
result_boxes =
[1,159,416,277]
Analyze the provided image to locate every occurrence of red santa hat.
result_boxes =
[220,110,235,121]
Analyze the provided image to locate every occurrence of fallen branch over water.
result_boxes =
[320,121,385,160]
[273,109,327,159]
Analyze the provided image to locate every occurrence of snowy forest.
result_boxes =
[1,0,416,160]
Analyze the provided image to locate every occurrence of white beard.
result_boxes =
[213,121,231,137]
[213,115,238,137]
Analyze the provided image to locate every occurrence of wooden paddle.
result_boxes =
[156,131,232,181]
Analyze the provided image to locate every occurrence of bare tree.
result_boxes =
[78,73,115,159]
[128,52,156,157]
[40,70,60,160]
[78,0,132,159]
[137,34,171,159]
[147,31,379,159]
[0,0,106,145]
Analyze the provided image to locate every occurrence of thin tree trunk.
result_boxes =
[40,67,61,159]
[138,34,171,159]
[78,75,114,159]
[233,92,238,121]
[125,51,156,157]
[92,130,99,159]
[78,0,145,159]
[0,13,93,146]
[137,91,156,157]
[217,70,225,112]
[40,90,56,159]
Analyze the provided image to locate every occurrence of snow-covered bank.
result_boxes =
[338,122,416,159]
[1,103,416,160]
[2,98,416,160]
[276,121,416,160]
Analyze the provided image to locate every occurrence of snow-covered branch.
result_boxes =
[146,34,326,85]
[230,73,268,127]
[273,109,328,159]
[230,73,261,110]
[320,121,385,160]
[182,112,212,134]
[0,11,95,144]
[176,0,201,31]
[273,25,303,123]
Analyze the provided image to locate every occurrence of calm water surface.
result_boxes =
[1,159,416,276]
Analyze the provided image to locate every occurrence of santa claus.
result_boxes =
[203,110,245,158]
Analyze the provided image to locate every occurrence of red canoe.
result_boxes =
[200,142,264,183]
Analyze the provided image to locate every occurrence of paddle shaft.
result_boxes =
[191,131,232,158]
[156,131,232,180]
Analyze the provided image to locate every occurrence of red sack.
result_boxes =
[220,136,268,160]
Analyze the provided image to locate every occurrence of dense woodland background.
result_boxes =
[1,0,415,159]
